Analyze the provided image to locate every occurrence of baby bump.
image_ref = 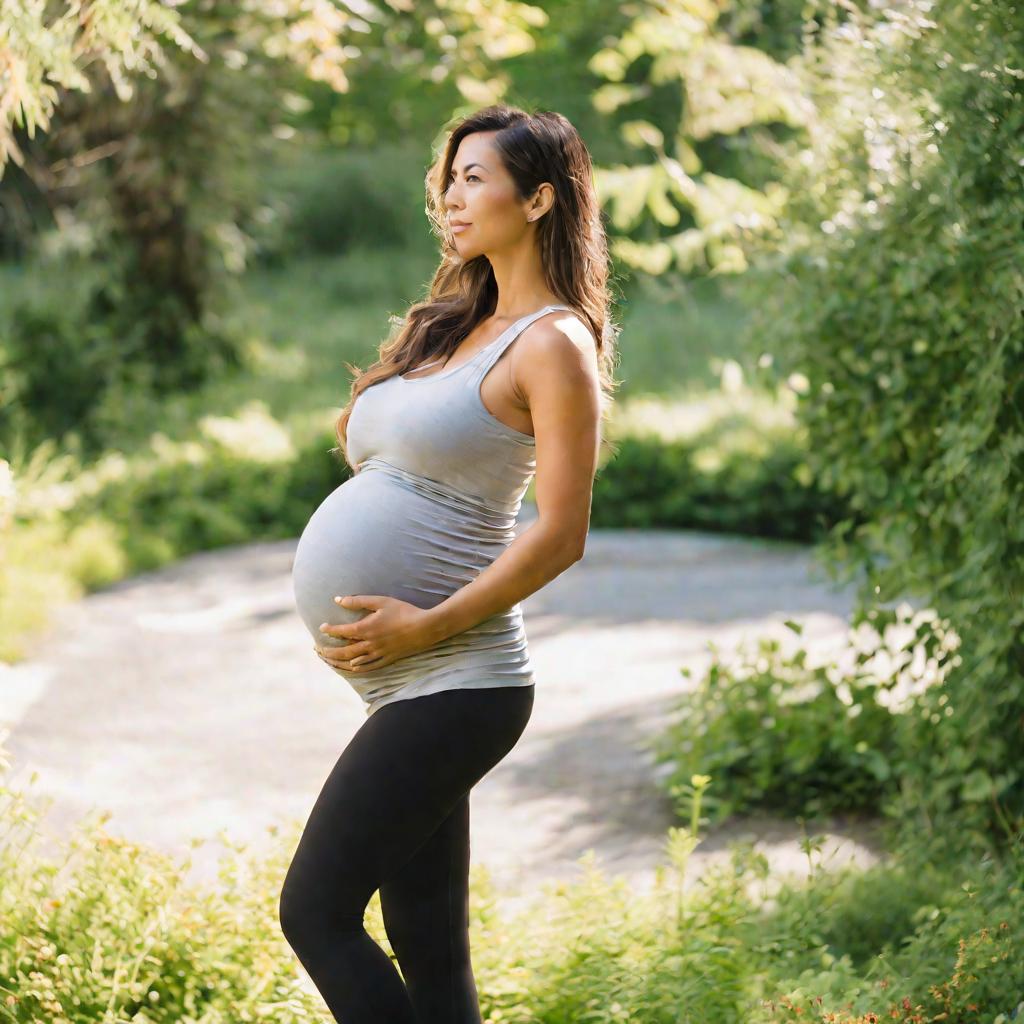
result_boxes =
[291,469,506,647]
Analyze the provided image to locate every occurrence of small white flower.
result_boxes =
[911,608,938,627]
[871,649,896,682]
[883,621,916,652]
[850,621,882,655]
[721,359,744,394]
[787,372,810,394]
[940,629,961,652]
[909,643,927,678]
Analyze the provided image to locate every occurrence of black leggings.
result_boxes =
[278,684,535,1023]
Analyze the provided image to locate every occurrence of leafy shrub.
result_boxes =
[653,608,962,826]
[2,734,1020,1023]
[49,406,340,566]
[754,839,1024,1023]
[763,858,953,973]
[594,395,851,541]
[0,737,329,1022]
[0,287,247,460]
[0,404,341,659]
[250,141,433,265]
[744,0,1024,843]
[0,299,150,456]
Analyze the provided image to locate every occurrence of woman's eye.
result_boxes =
[448,174,481,185]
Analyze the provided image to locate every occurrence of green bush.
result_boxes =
[594,395,851,541]
[250,141,434,265]
[0,747,329,1022]
[58,417,341,569]
[0,300,150,457]
[764,858,953,973]
[591,431,842,540]
[753,838,1024,1023]
[744,0,1024,844]
[0,286,248,461]
[653,608,962,827]
[2,736,1021,1023]
[0,404,342,660]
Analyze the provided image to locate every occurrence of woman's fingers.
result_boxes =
[315,645,388,673]
[315,641,370,665]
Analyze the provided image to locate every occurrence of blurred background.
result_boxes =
[1,0,1022,1020]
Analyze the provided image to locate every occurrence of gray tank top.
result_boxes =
[290,303,574,716]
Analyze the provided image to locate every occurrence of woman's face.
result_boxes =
[443,131,548,258]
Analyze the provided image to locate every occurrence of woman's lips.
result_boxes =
[451,223,471,233]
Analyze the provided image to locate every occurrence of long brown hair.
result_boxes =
[333,103,622,470]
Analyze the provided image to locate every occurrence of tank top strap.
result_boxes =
[469,304,575,383]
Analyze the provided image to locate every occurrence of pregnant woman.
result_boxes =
[281,103,618,1023]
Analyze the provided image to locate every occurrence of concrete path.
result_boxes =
[1,508,889,917]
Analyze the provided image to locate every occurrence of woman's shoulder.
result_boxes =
[514,308,599,384]
[526,305,597,349]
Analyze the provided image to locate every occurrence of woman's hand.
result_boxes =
[314,595,438,673]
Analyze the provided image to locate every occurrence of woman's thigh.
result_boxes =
[282,685,534,922]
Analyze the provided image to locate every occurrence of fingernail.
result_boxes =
[319,622,328,630]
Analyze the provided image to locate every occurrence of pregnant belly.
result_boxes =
[291,468,508,652]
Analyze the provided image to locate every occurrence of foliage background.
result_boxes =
[1,0,1022,1018]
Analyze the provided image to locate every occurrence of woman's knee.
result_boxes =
[279,865,365,952]
[278,870,315,950]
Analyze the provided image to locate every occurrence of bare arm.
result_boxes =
[422,313,601,644]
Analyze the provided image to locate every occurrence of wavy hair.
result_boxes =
[332,103,622,470]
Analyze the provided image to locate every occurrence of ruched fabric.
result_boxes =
[291,303,574,715]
